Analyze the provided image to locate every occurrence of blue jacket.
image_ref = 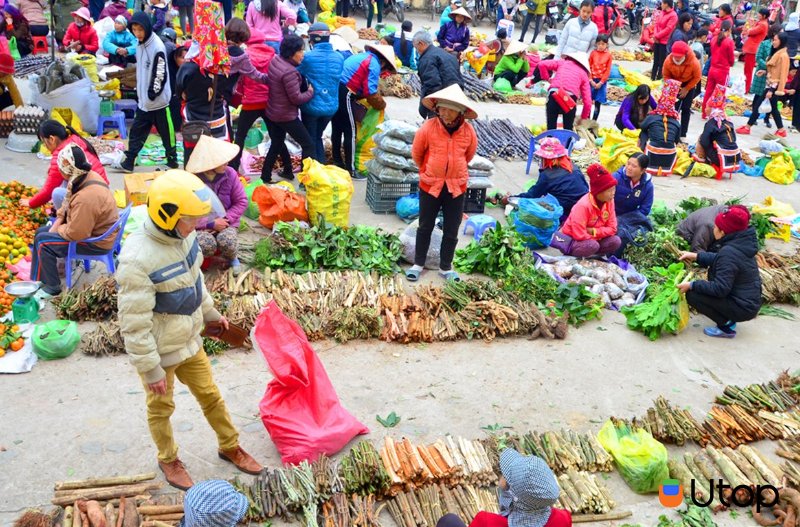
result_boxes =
[393,33,417,69]
[439,5,452,27]
[341,51,381,97]
[612,166,654,216]
[515,166,588,222]
[298,42,344,117]
[103,28,137,57]
[437,21,470,52]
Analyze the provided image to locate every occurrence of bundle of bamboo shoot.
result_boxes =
[756,251,800,305]
[205,268,265,296]
[387,483,499,527]
[758,409,800,437]
[340,441,392,498]
[51,474,162,507]
[777,437,800,464]
[556,469,615,514]
[508,430,614,473]
[703,404,785,447]
[635,397,708,446]
[715,378,798,412]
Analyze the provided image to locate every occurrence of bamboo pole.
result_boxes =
[52,483,164,506]
[55,474,157,491]
[143,514,184,521]
[572,511,633,523]
[136,506,184,516]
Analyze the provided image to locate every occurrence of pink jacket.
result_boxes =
[654,8,677,44]
[562,193,617,241]
[238,29,275,110]
[538,59,593,119]
[245,1,296,42]
[17,0,47,25]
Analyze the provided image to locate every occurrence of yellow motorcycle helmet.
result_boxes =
[147,170,224,231]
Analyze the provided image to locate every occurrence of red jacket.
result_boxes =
[562,193,617,241]
[654,8,678,44]
[411,117,477,198]
[62,22,99,53]
[710,36,735,71]
[238,29,275,111]
[709,14,733,38]
[29,135,108,208]
[742,18,768,54]
[589,49,612,83]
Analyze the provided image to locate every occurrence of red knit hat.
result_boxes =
[0,53,14,75]
[587,163,617,198]
[671,41,690,56]
[714,205,750,234]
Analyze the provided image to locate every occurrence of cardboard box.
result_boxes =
[124,172,161,206]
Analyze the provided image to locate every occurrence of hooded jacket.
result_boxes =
[266,55,313,122]
[298,41,344,117]
[131,11,170,112]
[692,226,762,316]
[417,43,462,98]
[612,167,653,216]
[103,27,138,57]
[237,29,275,109]
[117,219,222,384]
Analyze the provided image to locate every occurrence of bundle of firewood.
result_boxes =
[386,483,499,527]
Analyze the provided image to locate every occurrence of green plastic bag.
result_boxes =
[244,181,264,220]
[597,420,669,493]
[8,37,20,61]
[32,320,80,360]
[788,149,800,171]
[493,77,513,93]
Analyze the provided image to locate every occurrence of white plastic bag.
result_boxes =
[399,220,442,269]
[729,74,745,97]
[758,98,772,115]
[33,77,101,133]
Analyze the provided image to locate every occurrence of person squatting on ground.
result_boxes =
[185,135,248,276]
[550,163,621,258]
[612,152,654,255]
[103,15,137,67]
[614,84,656,131]
[677,205,762,339]
[117,170,263,492]
[406,85,478,283]
[694,85,742,179]
[30,146,119,298]
[493,40,530,89]
[181,480,248,527]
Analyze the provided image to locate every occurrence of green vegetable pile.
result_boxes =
[249,219,403,275]
[622,263,690,341]
[453,223,529,278]
[657,504,718,527]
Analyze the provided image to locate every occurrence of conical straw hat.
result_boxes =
[449,7,473,21]
[422,84,478,120]
[185,135,241,174]
[504,40,528,56]
[563,51,590,74]
[365,44,398,73]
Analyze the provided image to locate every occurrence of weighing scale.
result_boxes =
[4,282,41,324]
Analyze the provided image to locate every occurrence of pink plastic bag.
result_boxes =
[253,301,369,464]
[8,256,31,281]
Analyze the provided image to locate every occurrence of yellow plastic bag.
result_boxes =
[618,66,661,90]
[72,54,99,83]
[354,106,384,174]
[95,78,121,100]
[40,108,86,156]
[298,159,355,228]
[114,190,127,209]
[320,0,336,12]
[763,152,797,185]
[318,11,336,28]
[599,129,641,173]
[677,294,689,332]
[465,50,491,76]
[597,420,669,494]
[752,196,796,242]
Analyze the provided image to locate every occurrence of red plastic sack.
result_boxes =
[253,301,369,464]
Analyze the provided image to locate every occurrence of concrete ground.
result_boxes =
[1,13,800,527]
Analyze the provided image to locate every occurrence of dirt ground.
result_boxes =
[1,15,800,527]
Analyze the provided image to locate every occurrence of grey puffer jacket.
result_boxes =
[676,204,726,252]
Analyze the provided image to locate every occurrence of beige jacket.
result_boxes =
[117,219,221,383]
[767,48,790,96]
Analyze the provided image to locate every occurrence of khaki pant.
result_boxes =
[141,350,239,463]
[0,74,22,108]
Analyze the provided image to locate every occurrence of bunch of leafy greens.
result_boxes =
[251,220,403,275]
[453,223,529,278]
[622,263,689,341]
[657,504,718,527]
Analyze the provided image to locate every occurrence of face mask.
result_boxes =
[673,56,685,65]
[76,20,85,27]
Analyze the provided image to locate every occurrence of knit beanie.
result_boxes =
[714,205,750,234]
[587,163,617,198]
[0,53,14,75]
[671,41,690,56]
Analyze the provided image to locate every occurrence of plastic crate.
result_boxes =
[464,187,486,214]
[366,173,419,214]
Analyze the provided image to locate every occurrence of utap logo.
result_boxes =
[659,479,683,508]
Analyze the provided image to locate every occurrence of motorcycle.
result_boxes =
[543,0,561,30]
[625,0,645,34]
[595,1,632,45]
[689,0,714,27]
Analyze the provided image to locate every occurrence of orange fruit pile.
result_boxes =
[0,322,24,357]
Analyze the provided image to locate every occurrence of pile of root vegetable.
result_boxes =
[472,118,533,160]
[538,257,645,310]
[53,276,118,321]
[379,74,418,98]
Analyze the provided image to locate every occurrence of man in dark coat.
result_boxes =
[676,204,726,251]
[413,30,463,119]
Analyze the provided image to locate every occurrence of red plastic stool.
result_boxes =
[32,36,48,55]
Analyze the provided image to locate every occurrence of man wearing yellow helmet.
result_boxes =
[116,170,262,491]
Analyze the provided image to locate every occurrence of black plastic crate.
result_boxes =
[464,187,486,214]
[366,174,419,214]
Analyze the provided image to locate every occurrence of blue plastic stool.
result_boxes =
[525,129,580,175]
[97,111,128,139]
[66,205,132,289]
[462,214,497,240]
[114,99,138,119]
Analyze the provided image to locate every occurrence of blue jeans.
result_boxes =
[301,112,332,163]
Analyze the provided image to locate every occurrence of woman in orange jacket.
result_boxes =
[407,85,478,282]
[550,163,621,257]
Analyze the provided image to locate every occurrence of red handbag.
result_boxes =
[553,88,577,113]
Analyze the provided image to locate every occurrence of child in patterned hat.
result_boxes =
[182,480,248,527]
[694,84,741,179]
[638,79,682,176]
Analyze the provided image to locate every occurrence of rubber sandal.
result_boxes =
[406,268,421,282]
[439,270,460,282]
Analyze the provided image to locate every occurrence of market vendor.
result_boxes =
[31,146,119,298]
[638,78,681,176]
[62,7,99,54]
[3,5,33,57]
[23,120,107,212]
[437,7,471,57]
[436,448,571,527]
[693,85,741,179]
[103,16,137,67]
[186,135,248,276]
[537,51,593,131]
[117,170,263,492]
[331,43,396,178]
[0,52,23,109]
[677,205,762,338]
[494,40,530,89]
[676,203,726,251]
[612,152,654,254]
[407,84,477,283]
[550,163,621,258]
[615,85,656,131]
[414,30,462,119]
[505,137,588,224]
[662,40,702,140]
[182,480,248,527]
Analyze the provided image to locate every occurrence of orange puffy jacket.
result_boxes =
[411,117,478,198]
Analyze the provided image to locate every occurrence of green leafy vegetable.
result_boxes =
[758,305,796,320]
[376,411,401,428]
[453,223,528,278]
[622,263,690,341]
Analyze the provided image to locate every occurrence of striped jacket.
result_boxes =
[117,219,221,384]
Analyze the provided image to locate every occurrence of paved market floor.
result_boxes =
[1,16,800,527]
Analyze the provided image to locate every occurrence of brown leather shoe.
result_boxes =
[158,458,194,491]
[218,446,263,475]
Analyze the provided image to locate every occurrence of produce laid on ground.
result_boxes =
[0,321,24,357]
[555,469,616,515]
[757,251,800,305]
[387,484,499,527]
[538,256,647,310]
[53,276,118,322]
[622,263,690,341]
[500,429,614,473]
[472,119,533,160]
[461,74,507,102]
[380,75,418,99]
[81,321,125,357]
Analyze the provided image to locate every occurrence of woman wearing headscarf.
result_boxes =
[701,19,733,118]
[639,79,682,176]
[694,85,741,179]
[30,145,119,297]
[2,5,32,56]
[615,85,657,130]
[737,31,790,137]
[677,205,762,338]
[406,85,477,283]
[784,12,800,58]
[612,152,654,254]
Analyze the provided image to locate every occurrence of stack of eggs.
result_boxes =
[13,106,47,135]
